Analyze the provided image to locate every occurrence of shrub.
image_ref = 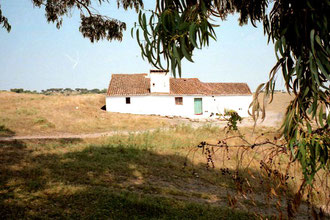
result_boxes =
[223,109,242,131]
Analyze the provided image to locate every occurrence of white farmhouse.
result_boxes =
[106,70,252,119]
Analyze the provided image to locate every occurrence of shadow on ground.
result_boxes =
[0,139,322,219]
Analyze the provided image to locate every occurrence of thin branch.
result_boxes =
[75,0,93,16]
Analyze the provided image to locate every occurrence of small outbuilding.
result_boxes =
[106,70,252,119]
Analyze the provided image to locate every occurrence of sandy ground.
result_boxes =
[168,110,284,128]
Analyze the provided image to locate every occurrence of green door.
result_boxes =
[194,98,203,115]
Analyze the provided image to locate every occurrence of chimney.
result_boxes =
[149,69,170,93]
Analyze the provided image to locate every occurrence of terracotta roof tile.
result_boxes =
[169,78,211,95]
[204,83,252,95]
[107,74,252,96]
[107,74,150,96]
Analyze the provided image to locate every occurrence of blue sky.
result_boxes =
[0,1,281,92]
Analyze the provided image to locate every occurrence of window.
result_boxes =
[126,97,131,104]
[175,97,183,105]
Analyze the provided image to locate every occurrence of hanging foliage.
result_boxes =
[133,0,329,184]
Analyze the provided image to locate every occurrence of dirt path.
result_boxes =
[0,128,164,141]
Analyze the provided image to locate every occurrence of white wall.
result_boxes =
[106,95,252,118]
[107,95,200,118]
[210,95,252,117]
[148,73,170,93]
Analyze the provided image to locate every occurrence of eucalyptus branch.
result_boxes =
[75,0,93,16]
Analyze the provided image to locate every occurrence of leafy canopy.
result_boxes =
[0,0,143,42]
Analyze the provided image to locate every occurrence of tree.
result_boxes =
[133,0,329,185]
[0,0,143,42]
[1,0,329,183]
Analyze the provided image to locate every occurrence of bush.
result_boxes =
[223,109,242,131]
[10,88,24,93]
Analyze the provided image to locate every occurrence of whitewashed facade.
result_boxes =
[106,70,252,119]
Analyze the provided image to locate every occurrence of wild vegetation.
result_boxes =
[0,91,170,136]
[1,126,328,219]
[192,125,329,218]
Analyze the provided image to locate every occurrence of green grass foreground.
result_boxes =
[1,188,250,219]
[1,126,274,219]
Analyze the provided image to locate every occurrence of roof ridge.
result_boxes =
[204,82,248,84]
[170,77,200,80]
[112,73,148,75]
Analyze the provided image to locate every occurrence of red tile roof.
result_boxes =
[107,74,150,96]
[204,83,252,95]
[107,74,252,96]
[169,78,212,95]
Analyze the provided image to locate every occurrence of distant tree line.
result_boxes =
[9,88,107,95]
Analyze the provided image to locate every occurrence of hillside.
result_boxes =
[0,92,170,136]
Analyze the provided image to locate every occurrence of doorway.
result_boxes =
[194,98,203,115]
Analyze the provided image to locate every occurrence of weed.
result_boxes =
[34,117,47,124]
[16,107,38,116]
[0,124,15,137]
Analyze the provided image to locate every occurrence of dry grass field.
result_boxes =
[0,91,170,136]
[0,91,294,137]
[258,92,294,113]
[247,92,295,127]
